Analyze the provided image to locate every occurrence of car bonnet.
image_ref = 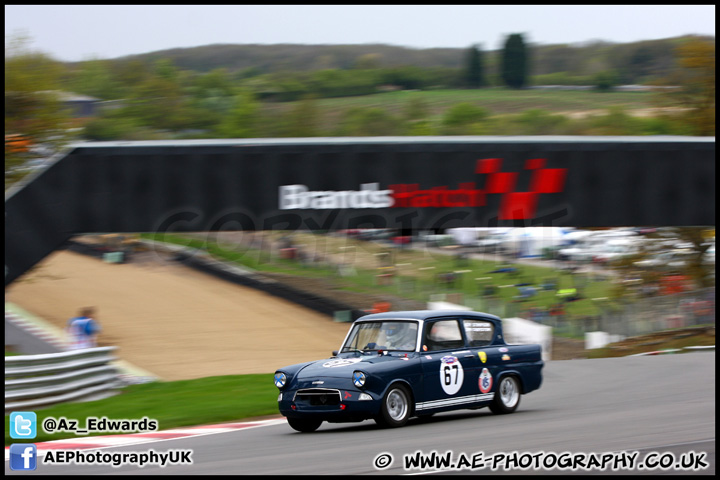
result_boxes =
[295,354,410,380]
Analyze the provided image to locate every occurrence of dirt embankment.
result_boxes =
[5,250,351,380]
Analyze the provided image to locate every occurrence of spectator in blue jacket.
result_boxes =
[66,307,101,349]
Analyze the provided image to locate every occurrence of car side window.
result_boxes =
[423,319,464,351]
[463,319,494,347]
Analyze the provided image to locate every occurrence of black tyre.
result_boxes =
[375,384,412,428]
[287,417,322,433]
[489,375,521,414]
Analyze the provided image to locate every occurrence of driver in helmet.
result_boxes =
[384,322,416,351]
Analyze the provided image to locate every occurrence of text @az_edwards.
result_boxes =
[42,416,158,435]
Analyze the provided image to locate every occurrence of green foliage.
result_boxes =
[309,69,380,98]
[4,374,278,445]
[655,37,715,136]
[501,34,529,89]
[608,40,677,84]
[65,58,123,100]
[379,66,426,90]
[594,70,620,92]
[464,44,485,88]
[83,115,142,141]
[285,96,322,137]
[7,32,711,165]
[403,96,429,121]
[122,75,193,130]
[191,68,236,97]
[531,72,595,86]
[586,106,645,135]
[337,107,402,136]
[216,89,260,138]
[5,34,75,186]
[404,120,436,136]
[634,115,693,136]
[110,59,152,92]
[515,109,570,135]
[440,102,490,134]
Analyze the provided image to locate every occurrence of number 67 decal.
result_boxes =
[440,356,464,395]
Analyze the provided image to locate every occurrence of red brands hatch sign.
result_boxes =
[279,158,567,220]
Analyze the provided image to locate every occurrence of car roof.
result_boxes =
[356,310,501,322]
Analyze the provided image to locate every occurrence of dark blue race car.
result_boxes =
[275,310,544,432]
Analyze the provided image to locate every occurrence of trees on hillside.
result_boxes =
[656,37,715,136]
[464,44,486,88]
[501,34,529,89]
[5,34,75,187]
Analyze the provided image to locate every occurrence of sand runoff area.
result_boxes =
[5,250,352,381]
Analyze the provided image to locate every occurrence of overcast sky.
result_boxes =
[5,5,716,62]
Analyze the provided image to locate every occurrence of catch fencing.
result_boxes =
[5,347,122,413]
[587,287,715,338]
[463,287,715,339]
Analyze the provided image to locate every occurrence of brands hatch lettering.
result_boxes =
[278,158,567,220]
[279,183,394,210]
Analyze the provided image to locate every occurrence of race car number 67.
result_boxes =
[440,360,464,395]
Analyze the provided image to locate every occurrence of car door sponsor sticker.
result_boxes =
[322,358,363,368]
[478,351,487,363]
[440,356,464,395]
[479,368,493,394]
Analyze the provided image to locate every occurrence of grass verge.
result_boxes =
[585,326,715,358]
[5,373,278,446]
[141,232,615,320]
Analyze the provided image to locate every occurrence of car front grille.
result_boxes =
[294,388,341,406]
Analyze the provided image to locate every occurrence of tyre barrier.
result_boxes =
[5,347,122,412]
[171,250,367,321]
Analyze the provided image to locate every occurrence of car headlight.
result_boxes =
[352,371,366,388]
[274,372,287,389]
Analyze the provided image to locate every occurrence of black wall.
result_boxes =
[5,137,715,286]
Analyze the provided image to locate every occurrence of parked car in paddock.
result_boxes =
[274,310,544,432]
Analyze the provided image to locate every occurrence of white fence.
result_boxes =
[5,347,122,412]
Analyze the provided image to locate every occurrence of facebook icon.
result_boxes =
[9,444,37,471]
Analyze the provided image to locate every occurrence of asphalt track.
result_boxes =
[4,321,61,355]
[7,351,715,475]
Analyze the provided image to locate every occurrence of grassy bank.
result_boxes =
[5,373,277,445]
[263,88,656,128]
[142,232,614,322]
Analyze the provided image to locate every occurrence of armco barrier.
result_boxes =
[5,347,122,412]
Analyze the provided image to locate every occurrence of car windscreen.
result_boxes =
[341,320,419,352]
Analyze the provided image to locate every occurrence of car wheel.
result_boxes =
[287,418,322,433]
[375,384,411,428]
[489,375,521,414]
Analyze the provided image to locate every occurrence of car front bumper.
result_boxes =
[278,387,381,422]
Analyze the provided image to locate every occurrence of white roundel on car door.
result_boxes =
[439,355,464,395]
